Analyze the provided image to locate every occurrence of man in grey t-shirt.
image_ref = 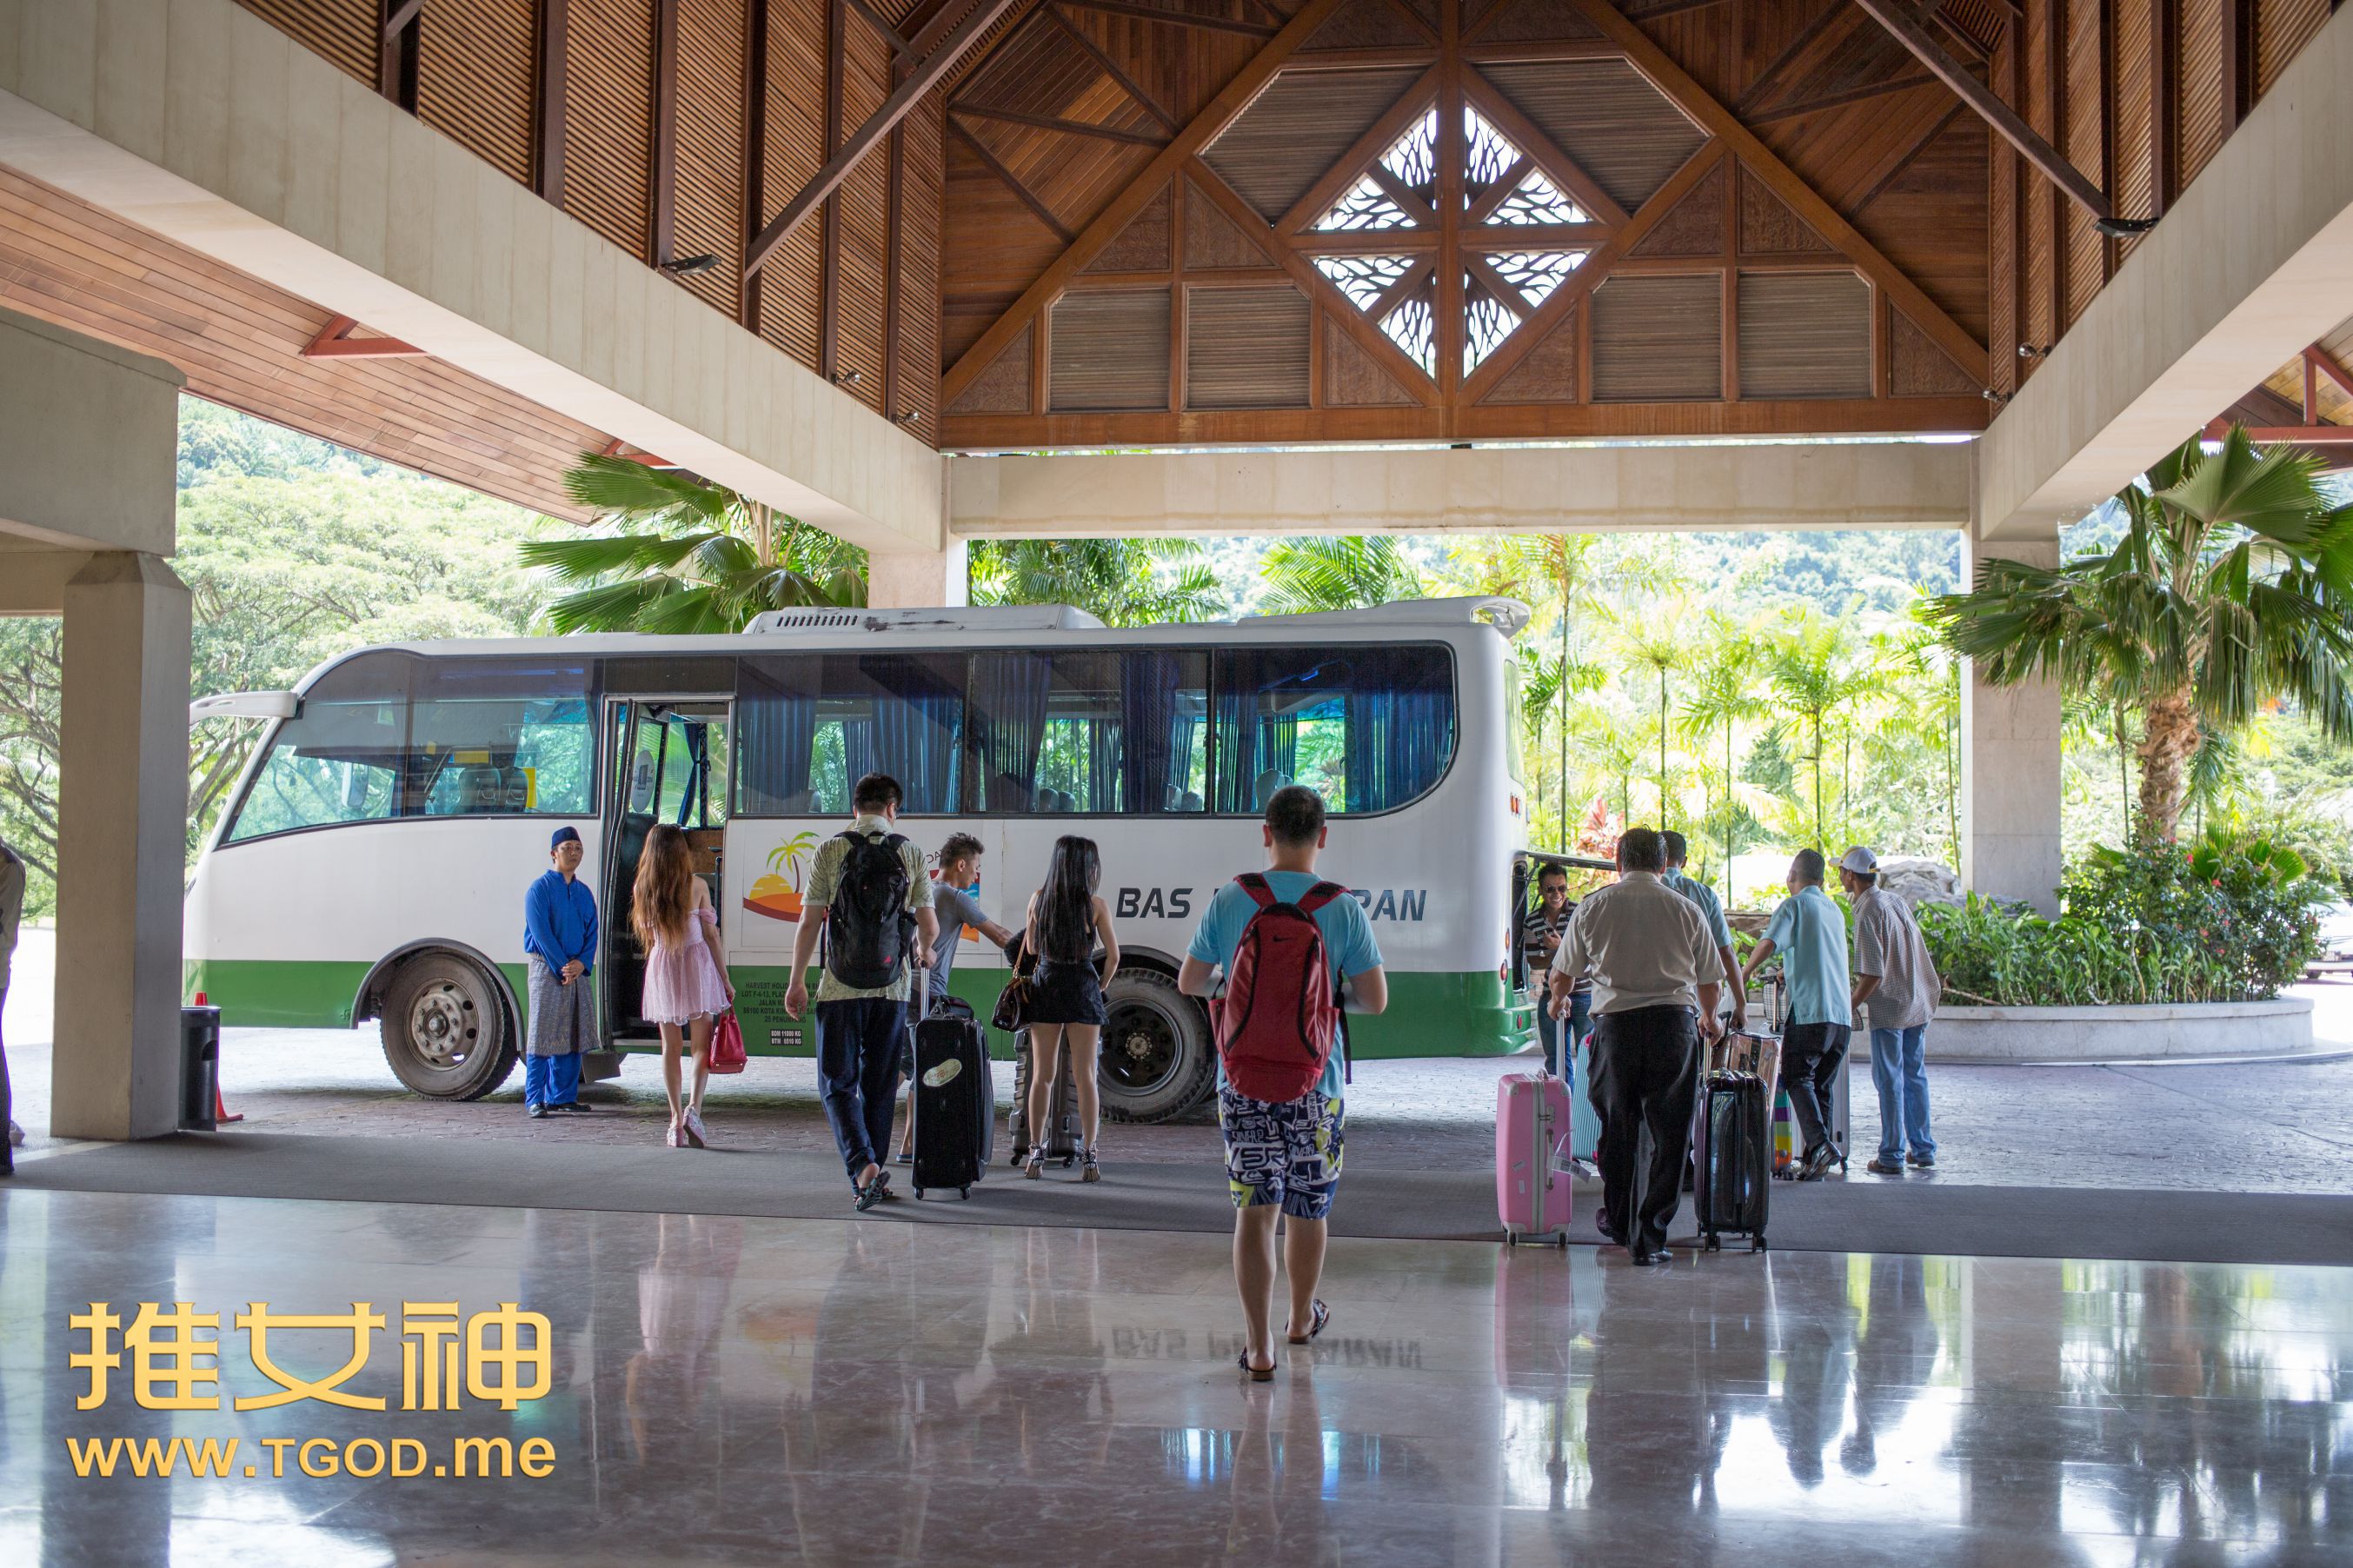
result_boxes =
[1839,847,1942,1174]
[894,833,1016,1161]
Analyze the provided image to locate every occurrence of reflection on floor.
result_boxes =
[2,1187,2348,1565]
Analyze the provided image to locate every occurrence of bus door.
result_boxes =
[601,697,734,1039]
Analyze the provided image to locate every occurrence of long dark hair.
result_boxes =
[632,824,695,949]
[1034,835,1100,961]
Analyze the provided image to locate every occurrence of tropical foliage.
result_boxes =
[1921,829,2326,1005]
[1930,427,2353,840]
[967,538,1224,626]
[519,453,865,633]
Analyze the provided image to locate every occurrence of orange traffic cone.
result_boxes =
[192,993,243,1124]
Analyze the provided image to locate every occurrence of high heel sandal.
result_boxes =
[681,1105,708,1149]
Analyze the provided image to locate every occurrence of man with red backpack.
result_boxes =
[1180,786,1388,1381]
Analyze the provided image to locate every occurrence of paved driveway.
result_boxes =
[8,927,2353,1193]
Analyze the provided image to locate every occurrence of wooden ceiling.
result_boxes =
[936,0,1997,446]
[932,0,2339,449]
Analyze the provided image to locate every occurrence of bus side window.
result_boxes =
[1210,644,1455,815]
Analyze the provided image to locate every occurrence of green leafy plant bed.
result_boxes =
[1921,832,2325,1007]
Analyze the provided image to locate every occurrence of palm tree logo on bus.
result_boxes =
[745,830,819,922]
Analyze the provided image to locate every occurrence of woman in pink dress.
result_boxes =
[633,824,734,1148]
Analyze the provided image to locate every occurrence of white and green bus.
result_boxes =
[185,597,1544,1122]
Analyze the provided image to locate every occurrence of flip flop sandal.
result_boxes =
[1286,1299,1331,1345]
[1236,1349,1276,1382]
[853,1176,884,1212]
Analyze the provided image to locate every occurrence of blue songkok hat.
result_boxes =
[550,826,582,849]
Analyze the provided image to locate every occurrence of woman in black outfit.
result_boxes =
[1021,835,1120,1182]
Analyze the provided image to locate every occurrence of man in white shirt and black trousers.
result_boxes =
[1548,827,1724,1266]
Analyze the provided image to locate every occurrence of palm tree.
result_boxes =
[1260,535,1423,614]
[1606,597,1698,827]
[1522,648,1605,851]
[1679,611,1767,900]
[1765,607,1871,848]
[520,452,863,632]
[1930,427,2353,839]
[967,538,1225,626]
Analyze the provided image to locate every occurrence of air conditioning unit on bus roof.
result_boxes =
[1241,596,1532,639]
[744,605,1107,635]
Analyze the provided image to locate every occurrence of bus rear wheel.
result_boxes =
[1098,970,1215,1124]
[382,953,517,1101]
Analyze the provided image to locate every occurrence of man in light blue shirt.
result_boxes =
[1739,848,1851,1179]
[1181,787,1386,1379]
[1662,831,1747,1031]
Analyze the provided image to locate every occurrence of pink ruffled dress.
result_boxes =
[641,906,730,1025]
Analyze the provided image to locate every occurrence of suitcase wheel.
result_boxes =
[1060,1154,1075,1169]
[1505,1232,1518,1247]
[1703,1233,1721,1252]
[1555,1232,1568,1250]
[1752,1237,1767,1253]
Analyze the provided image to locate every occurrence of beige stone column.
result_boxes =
[1959,533,2064,914]
[867,540,970,609]
[51,553,192,1139]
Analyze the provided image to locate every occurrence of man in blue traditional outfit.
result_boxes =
[523,826,600,1119]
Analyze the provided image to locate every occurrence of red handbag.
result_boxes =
[708,1011,747,1074]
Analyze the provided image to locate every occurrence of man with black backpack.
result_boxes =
[784,773,939,1211]
[1179,786,1388,1381]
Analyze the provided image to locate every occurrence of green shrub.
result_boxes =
[1919,831,2325,1006]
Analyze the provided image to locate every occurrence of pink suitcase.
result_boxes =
[1497,1070,1573,1246]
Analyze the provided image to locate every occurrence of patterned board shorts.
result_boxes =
[1217,1087,1345,1220]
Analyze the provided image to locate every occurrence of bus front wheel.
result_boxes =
[381,953,518,1101]
[1099,970,1216,1124]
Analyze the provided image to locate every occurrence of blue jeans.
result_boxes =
[818,997,909,1182]
[1868,1025,1935,1160]
[1538,991,1592,1079]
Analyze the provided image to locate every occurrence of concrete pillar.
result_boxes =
[867,540,969,609]
[1959,533,2064,914]
[51,553,192,1140]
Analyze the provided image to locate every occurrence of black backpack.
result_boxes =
[824,829,914,989]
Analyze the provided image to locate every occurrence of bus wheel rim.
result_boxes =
[409,981,477,1068]
[1105,1005,1178,1096]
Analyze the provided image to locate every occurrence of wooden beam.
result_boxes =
[1465,156,1530,226]
[885,124,904,418]
[941,0,1352,402]
[1044,3,1180,131]
[303,315,427,358]
[379,0,422,108]
[744,0,1021,280]
[741,0,768,329]
[1561,0,1988,376]
[948,120,1077,242]
[2150,0,2177,216]
[820,0,843,377]
[2206,421,2353,445]
[2309,345,2353,403]
[652,0,681,264]
[534,0,570,203]
[1436,0,1463,399]
[2220,0,2252,134]
[1850,0,2111,221]
[845,0,913,57]
[1053,0,1275,37]
[1461,38,1622,64]
[951,104,1167,145]
[1465,251,1531,316]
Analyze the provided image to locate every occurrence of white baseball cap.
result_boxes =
[1838,846,1879,874]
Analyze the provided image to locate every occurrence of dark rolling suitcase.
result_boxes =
[1695,1070,1771,1252]
[1007,1028,1080,1168]
[912,996,993,1199]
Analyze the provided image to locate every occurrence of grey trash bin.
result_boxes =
[179,1005,221,1132]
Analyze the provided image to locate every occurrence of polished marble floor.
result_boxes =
[3,1186,2350,1565]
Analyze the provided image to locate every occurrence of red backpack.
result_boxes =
[1216,874,1348,1104]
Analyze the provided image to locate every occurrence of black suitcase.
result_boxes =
[1695,1071,1771,1252]
[911,996,992,1199]
[1007,1027,1080,1168]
